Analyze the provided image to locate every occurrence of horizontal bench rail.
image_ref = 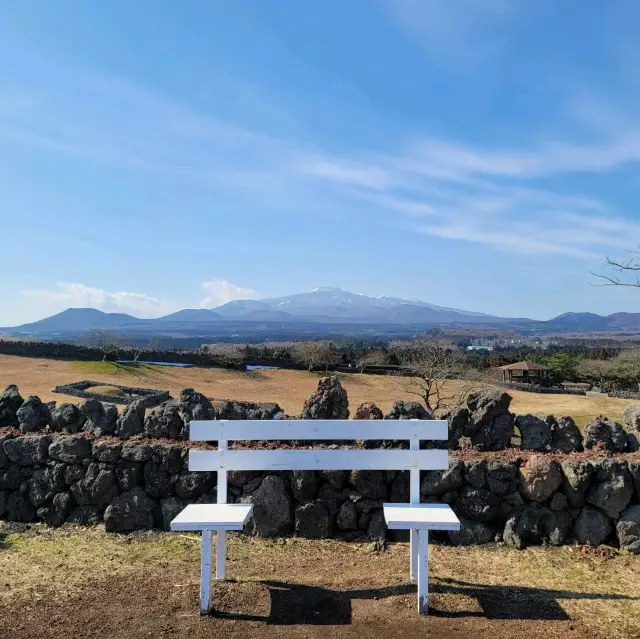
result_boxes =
[189,448,449,472]
[189,419,448,442]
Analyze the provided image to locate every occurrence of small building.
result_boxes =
[497,361,550,384]
[467,344,493,351]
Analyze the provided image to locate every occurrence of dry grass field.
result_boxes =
[0,524,638,638]
[0,355,629,426]
[0,354,633,426]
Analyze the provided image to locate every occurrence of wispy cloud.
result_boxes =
[21,282,176,317]
[2,57,639,263]
[200,279,261,308]
[382,0,519,66]
[18,278,263,319]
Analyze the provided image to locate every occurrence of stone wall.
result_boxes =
[499,381,586,396]
[609,390,640,400]
[52,380,170,407]
[1,378,640,552]
[0,340,243,368]
[0,433,638,552]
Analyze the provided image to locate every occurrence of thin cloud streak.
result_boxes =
[2,64,638,262]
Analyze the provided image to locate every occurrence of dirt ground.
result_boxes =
[1,525,638,639]
[0,354,633,426]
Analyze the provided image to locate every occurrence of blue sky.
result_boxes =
[2,0,640,324]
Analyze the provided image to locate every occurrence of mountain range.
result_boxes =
[2,287,639,338]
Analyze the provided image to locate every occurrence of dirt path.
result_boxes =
[1,563,596,639]
[2,527,630,639]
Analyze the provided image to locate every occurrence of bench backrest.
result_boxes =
[188,419,449,506]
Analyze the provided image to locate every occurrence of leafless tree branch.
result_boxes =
[592,248,640,287]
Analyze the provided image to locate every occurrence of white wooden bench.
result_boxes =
[171,418,460,615]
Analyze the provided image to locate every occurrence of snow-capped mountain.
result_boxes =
[212,287,496,320]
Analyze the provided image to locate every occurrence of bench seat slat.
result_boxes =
[189,449,449,471]
[189,419,448,441]
[383,503,461,531]
[170,504,253,531]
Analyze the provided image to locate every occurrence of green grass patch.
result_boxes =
[71,360,141,376]
[70,361,165,381]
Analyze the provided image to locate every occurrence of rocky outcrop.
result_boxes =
[561,460,593,507]
[449,519,495,546]
[115,400,146,439]
[104,486,155,532]
[421,458,464,497]
[617,505,640,554]
[217,400,282,421]
[48,436,92,464]
[551,416,583,453]
[447,406,470,449]
[623,404,640,432]
[300,376,349,420]
[50,404,86,434]
[295,500,333,538]
[337,501,358,530]
[520,455,562,502]
[240,475,293,536]
[3,435,51,465]
[463,390,514,451]
[354,402,383,420]
[456,486,499,522]
[144,402,184,440]
[573,506,612,546]
[0,385,23,427]
[515,414,551,451]
[350,470,387,500]
[503,504,571,549]
[384,401,430,420]
[178,388,216,423]
[81,399,118,437]
[291,471,321,503]
[17,396,51,433]
[584,417,628,453]
[586,460,633,519]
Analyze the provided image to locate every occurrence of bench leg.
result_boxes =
[410,529,418,582]
[216,530,226,580]
[200,530,213,615]
[417,529,429,615]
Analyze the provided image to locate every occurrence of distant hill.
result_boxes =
[545,312,608,332]
[156,309,220,323]
[6,308,142,334]
[3,287,639,339]
[545,312,640,332]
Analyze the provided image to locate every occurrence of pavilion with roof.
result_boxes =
[497,361,550,384]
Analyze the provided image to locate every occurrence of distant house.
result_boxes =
[467,344,493,351]
[497,361,550,383]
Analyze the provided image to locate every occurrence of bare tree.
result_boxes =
[293,341,341,372]
[390,339,467,412]
[80,329,123,361]
[205,344,245,366]
[356,348,388,373]
[115,335,147,363]
[592,246,640,288]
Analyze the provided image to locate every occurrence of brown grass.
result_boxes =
[0,354,634,426]
[0,524,638,638]
[84,385,127,397]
